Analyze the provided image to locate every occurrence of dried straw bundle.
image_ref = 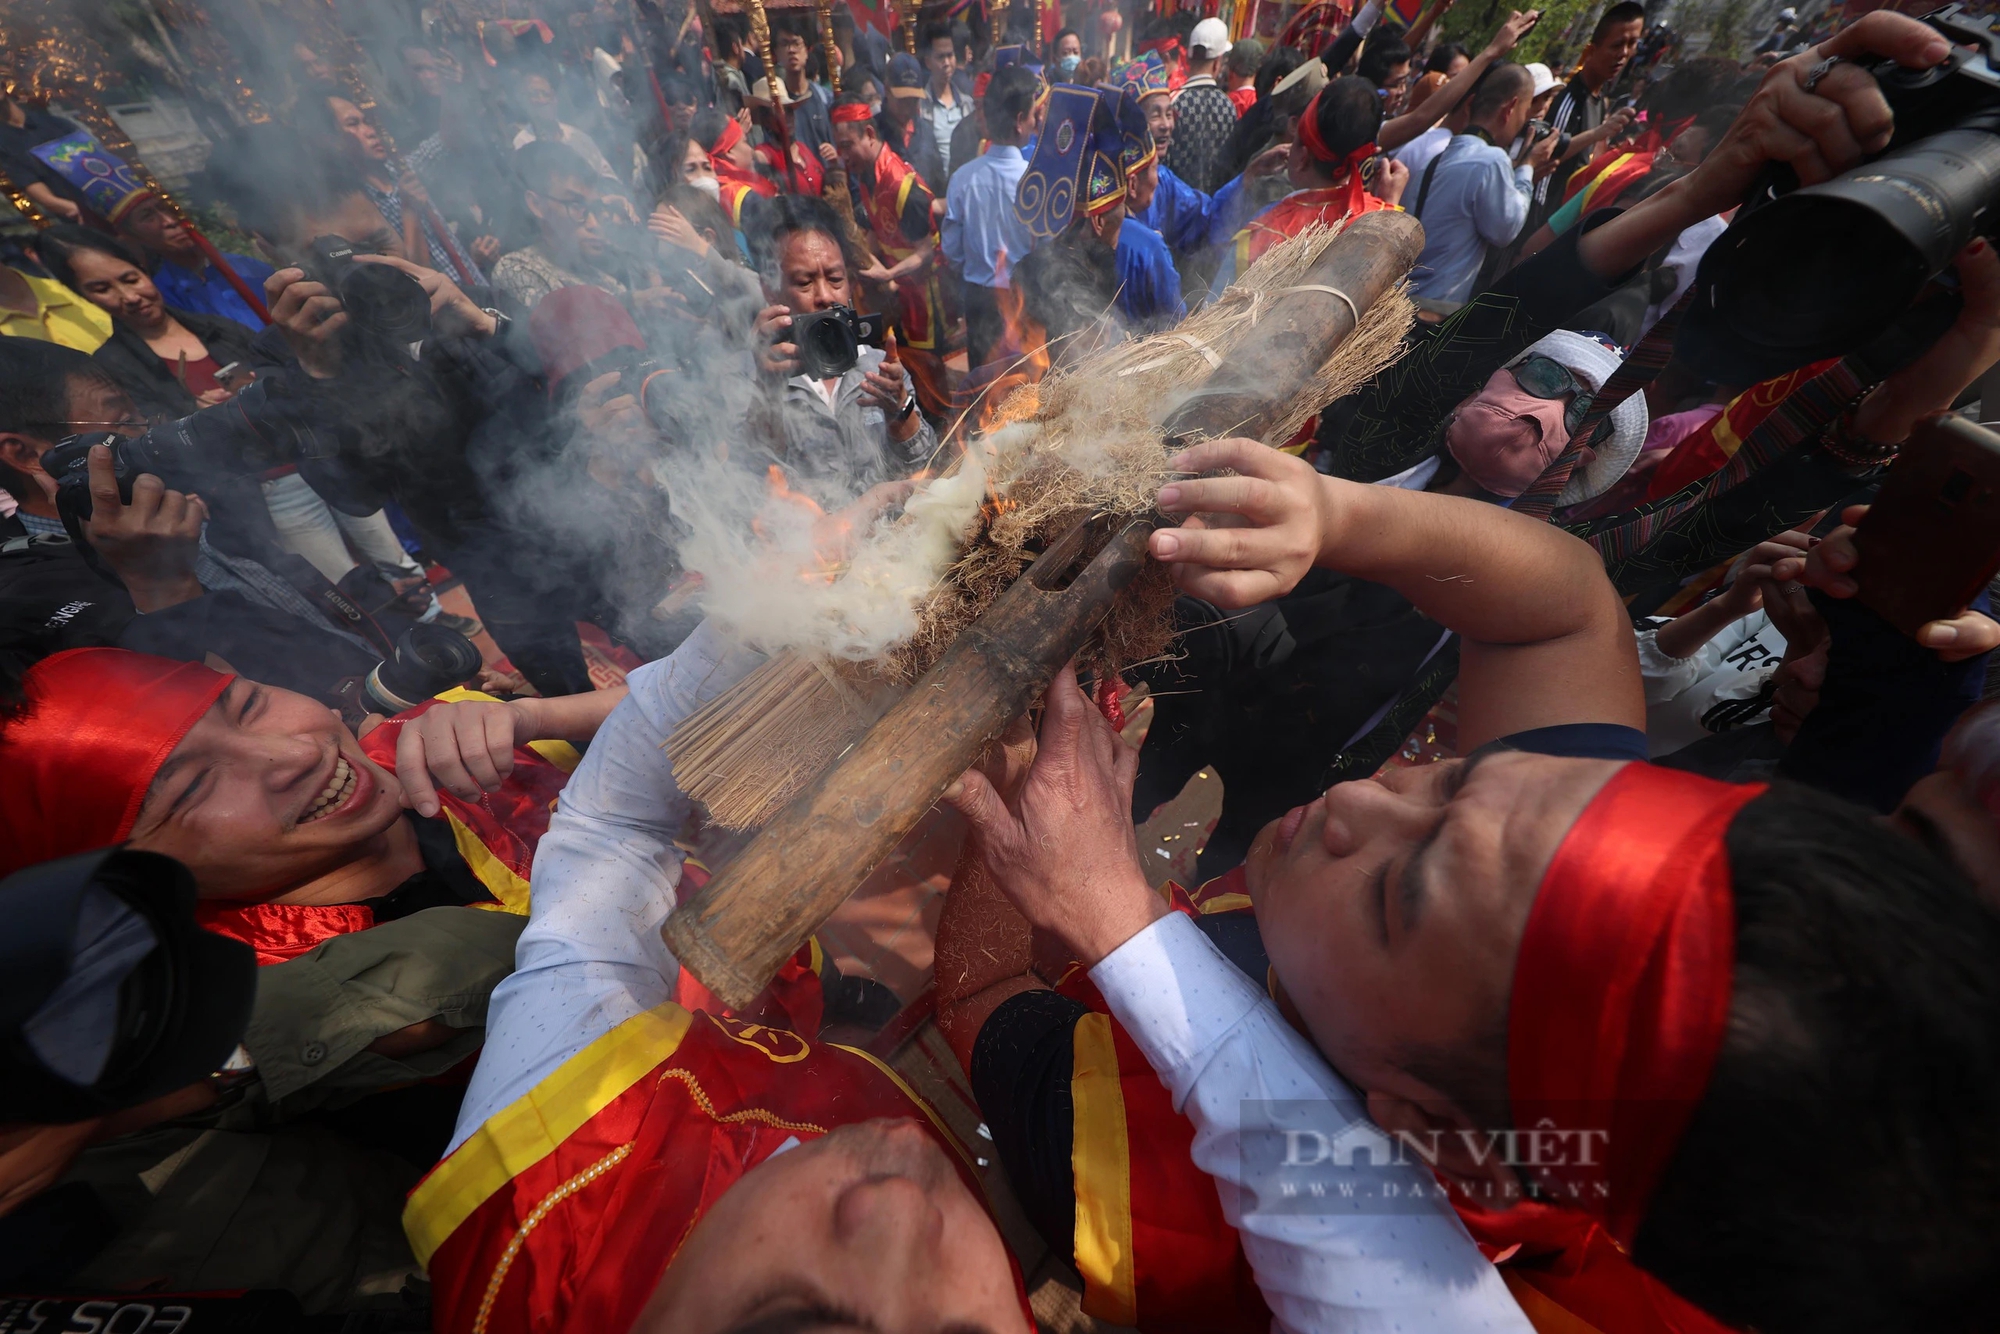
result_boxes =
[671,221,1416,828]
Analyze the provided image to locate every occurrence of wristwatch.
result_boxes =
[481,307,511,339]
[895,388,918,421]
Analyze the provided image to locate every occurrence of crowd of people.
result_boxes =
[3,1,1999,1332]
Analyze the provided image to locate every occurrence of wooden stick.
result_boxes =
[1161,209,1424,442]
[663,516,1154,1009]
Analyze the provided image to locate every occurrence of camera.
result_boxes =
[359,623,486,713]
[782,304,887,379]
[1684,4,2000,380]
[304,234,433,344]
[1,848,255,1125]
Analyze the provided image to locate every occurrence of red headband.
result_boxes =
[0,648,233,879]
[1295,90,1378,217]
[1509,764,1762,1244]
[706,115,744,158]
[830,101,875,125]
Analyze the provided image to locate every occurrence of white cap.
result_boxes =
[1507,330,1650,506]
[1524,61,1560,98]
[1778,6,1798,20]
[1190,17,1233,58]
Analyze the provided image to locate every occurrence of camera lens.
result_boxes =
[1687,125,2000,380]
[366,624,483,713]
[337,264,433,344]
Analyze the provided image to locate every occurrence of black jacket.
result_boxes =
[91,308,262,423]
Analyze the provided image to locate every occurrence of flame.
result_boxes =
[965,284,1051,437]
[754,464,845,584]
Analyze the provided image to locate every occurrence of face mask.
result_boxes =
[1058,54,1081,77]
[1443,368,1575,497]
[691,174,721,200]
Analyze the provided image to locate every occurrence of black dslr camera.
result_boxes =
[782,304,887,379]
[304,234,433,344]
[1685,5,2000,379]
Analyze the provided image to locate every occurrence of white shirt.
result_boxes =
[1637,610,1787,758]
[1408,133,1533,304]
[448,621,766,1150]
[1091,914,1532,1333]
[1393,125,1452,179]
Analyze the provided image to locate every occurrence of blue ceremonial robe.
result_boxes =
[1114,218,1185,330]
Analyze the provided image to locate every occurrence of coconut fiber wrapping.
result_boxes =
[672,221,1414,824]
[888,219,1415,684]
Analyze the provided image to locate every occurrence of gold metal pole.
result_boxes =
[746,0,786,134]
[814,0,843,90]
[900,0,917,53]
[0,159,48,227]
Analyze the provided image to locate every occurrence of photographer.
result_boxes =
[247,163,601,696]
[0,340,402,703]
[748,194,934,504]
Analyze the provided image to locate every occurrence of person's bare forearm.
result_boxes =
[1317,478,1624,648]
[1653,592,1751,660]
[934,840,1042,1071]
[514,683,627,742]
[1573,171,1708,280]
[1379,46,1498,149]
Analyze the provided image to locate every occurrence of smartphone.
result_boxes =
[1854,414,2000,637]
[213,361,255,390]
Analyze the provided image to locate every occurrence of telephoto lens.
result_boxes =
[790,305,863,379]
[1681,5,2000,381]
[363,623,486,714]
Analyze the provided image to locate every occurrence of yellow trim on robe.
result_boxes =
[445,811,532,915]
[1197,892,1254,914]
[1070,1011,1139,1326]
[1707,398,1744,462]
[402,1003,696,1266]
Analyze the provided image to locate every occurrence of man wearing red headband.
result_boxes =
[1218,76,1407,286]
[936,24,2000,1334]
[829,93,949,419]
[0,648,619,970]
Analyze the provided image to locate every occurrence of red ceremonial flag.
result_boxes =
[847,0,897,36]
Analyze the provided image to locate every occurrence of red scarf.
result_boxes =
[1509,763,1760,1241]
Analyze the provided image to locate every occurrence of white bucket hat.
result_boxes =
[1506,329,1650,506]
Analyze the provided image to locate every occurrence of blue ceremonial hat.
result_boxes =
[1015,84,1126,239]
[1103,84,1157,178]
[993,45,1044,79]
[29,129,151,225]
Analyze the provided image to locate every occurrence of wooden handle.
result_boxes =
[663,517,1154,1008]
[1162,209,1425,444]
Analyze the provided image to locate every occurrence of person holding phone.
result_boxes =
[37,226,257,422]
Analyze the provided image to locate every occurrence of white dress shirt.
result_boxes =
[447,621,766,1151]
[1090,913,1532,1334]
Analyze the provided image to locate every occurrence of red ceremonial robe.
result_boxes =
[1229,185,1398,277]
[404,1002,1018,1334]
[192,688,575,964]
[854,142,944,353]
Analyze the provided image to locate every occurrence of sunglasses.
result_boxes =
[1512,354,1596,433]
